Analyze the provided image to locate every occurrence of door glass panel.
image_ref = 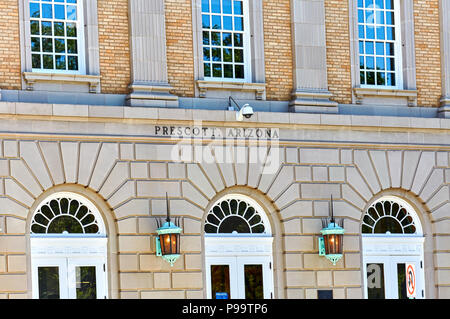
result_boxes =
[366,263,385,299]
[76,266,97,299]
[211,265,230,299]
[244,265,263,299]
[38,267,60,299]
[397,263,407,299]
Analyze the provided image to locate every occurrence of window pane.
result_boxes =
[66,23,77,37]
[234,49,243,63]
[386,57,395,71]
[55,39,66,53]
[223,0,232,14]
[376,42,384,55]
[55,55,66,70]
[42,38,53,53]
[387,27,395,40]
[203,47,211,61]
[234,0,243,15]
[376,72,385,85]
[235,65,244,79]
[211,0,221,13]
[211,32,220,45]
[367,263,385,299]
[234,33,243,47]
[360,71,366,84]
[30,2,40,18]
[212,15,221,29]
[213,63,222,77]
[55,5,65,20]
[202,14,210,28]
[31,37,41,52]
[386,11,395,25]
[201,0,209,12]
[204,63,211,77]
[68,56,78,70]
[223,48,232,62]
[67,39,77,54]
[366,26,375,39]
[67,5,77,20]
[367,71,375,84]
[365,41,374,54]
[365,0,374,8]
[42,21,52,35]
[375,0,384,9]
[385,0,393,9]
[397,264,407,299]
[224,64,233,78]
[76,266,97,299]
[54,22,65,36]
[223,33,232,46]
[203,31,210,45]
[376,26,385,40]
[223,16,233,30]
[234,17,243,31]
[38,267,60,299]
[212,48,221,61]
[32,54,41,68]
[211,265,230,299]
[42,3,53,19]
[244,265,264,299]
[376,57,385,70]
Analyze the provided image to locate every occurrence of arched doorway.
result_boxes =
[362,196,425,299]
[204,194,274,299]
[30,192,108,299]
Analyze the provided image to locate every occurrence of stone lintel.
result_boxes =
[289,90,338,113]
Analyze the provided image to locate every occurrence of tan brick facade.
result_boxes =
[0,0,21,90]
[262,0,293,101]
[413,0,442,107]
[97,0,131,94]
[165,0,195,97]
[324,0,352,105]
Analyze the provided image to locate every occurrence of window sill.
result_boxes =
[23,72,101,93]
[196,80,266,100]
[353,87,418,107]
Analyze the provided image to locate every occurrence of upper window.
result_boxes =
[201,0,250,81]
[362,197,421,235]
[29,0,85,74]
[357,0,402,88]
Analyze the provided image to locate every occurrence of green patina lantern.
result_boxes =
[155,193,182,266]
[318,196,345,265]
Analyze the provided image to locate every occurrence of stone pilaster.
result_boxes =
[439,0,450,118]
[126,0,178,107]
[289,0,337,113]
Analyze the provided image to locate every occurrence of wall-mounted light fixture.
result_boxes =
[155,193,182,266]
[318,196,345,265]
[228,96,254,121]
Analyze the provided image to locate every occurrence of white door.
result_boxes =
[33,257,107,299]
[206,256,273,299]
[364,256,424,299]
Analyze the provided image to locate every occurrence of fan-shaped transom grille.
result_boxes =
[31,196,101,235]
[205,198,266,234]
[362,199,417,234]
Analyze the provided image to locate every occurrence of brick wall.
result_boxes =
[97,0,131,94]
[414,0,442,107]
[0,0,21,90]
[165,0,195,97]
[324,0,352,105]
[262,0,293,101]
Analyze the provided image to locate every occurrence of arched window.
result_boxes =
[204,196,270,235]
[362,196,425,299]
[30,192,107,299]
[31,193,105,236]
[204,194,273,299]
[361,197,420,235]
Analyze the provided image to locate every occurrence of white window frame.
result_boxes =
[28,0,86,75]
[357,0,403,90]
[200,0,252,83]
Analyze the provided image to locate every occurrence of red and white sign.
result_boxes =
[406,263,416,299]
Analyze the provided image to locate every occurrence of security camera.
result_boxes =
[236,103,254,121]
